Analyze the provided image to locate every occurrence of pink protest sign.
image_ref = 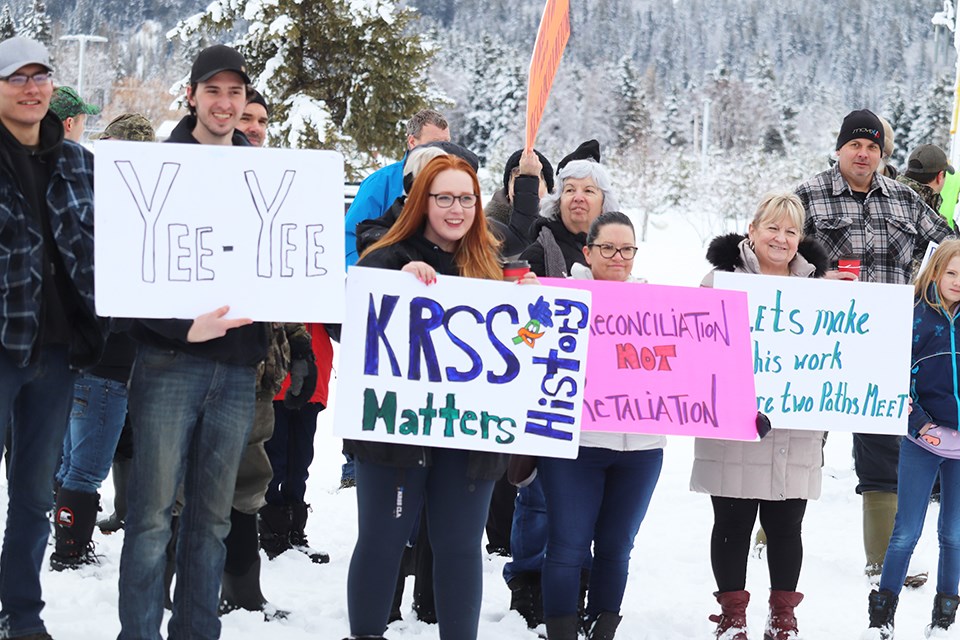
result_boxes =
[545,278,758,440]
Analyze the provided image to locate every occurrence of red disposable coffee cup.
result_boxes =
[502,260,531,282]
[837,258,861,279]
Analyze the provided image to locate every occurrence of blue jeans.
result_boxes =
[56,372,128,493]
[118,346,256,640]
[347,450,495,640]
[342,451,356,482]
[503,476,548,583]
[265,401,322,504]
[0,345,75,637]
[880,438,960,596]
[538,447,663,619]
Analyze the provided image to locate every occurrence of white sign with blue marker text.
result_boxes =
[333,267,592,458]
[713,272,913,435]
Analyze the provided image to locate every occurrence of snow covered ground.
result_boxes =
[21,217,955,639]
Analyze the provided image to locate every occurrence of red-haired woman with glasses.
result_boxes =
[343,155,532,640]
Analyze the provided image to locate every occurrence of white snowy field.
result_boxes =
[16,217,956,639]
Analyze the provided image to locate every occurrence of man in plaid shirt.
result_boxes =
[797,108,952,584]
[0,36,105,639]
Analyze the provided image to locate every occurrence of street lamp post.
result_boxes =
[58,34,107,97]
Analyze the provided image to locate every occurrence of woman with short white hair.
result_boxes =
[519,139,619,278]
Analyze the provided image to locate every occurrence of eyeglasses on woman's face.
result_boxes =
[588,243,638,260]
[430,193,478,208]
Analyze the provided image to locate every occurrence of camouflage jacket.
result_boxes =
[257,323,310,397]
[897,175,943,213]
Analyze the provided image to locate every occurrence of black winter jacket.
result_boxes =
[518,216,588,277]
[344,232,509,481]
[485,175,541,260]
[355,196,405,259]
[129,115,269,366]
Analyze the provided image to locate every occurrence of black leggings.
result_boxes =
[347,449,495,639]
[710,496,807,592]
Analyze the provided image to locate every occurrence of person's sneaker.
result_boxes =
[339,477,356,489]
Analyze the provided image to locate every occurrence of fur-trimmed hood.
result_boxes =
[484,188,513,225]
[706,232,829,277]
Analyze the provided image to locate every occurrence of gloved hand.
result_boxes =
[284,333,317,410]
[756,412,772,439]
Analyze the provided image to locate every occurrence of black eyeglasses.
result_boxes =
[588,243,638,259]
[1,72,52,87]
[430,193,478,208]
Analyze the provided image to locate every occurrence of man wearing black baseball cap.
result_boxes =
[181,43,251,145]
[118,44,269,640]
[796,110,953,589]
[898,143,956,215]
[0,34,106,640]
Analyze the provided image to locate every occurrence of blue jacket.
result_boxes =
[0,115,103,368]
[910,288,960,437]
[344,158,405,267]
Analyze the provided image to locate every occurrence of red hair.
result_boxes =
[363,155,502,280]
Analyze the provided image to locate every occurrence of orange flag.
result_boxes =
[525,0,570,151]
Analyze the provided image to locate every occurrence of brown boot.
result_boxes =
[764,590,802,640]
[709,590,749,639]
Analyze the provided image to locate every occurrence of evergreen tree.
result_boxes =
[907,72,953,153]
[883,77,912,165]
[170,0,436,178]
[458,34,525,165]
[0,5,16,40]
[614,56,652,154]
[660,85,688,148]
[20,0,49,46]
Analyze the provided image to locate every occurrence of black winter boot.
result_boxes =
[545,615,580,640]
[866,588,898,640]
[98,458,130,534]
[585,611,622,640]
[929,592,960,634]
[223,509,288,619]
[220,556,289,621]
[258,503,293,559]
[289,502,330,564]
[508,571,544,629]
[49,488,100,571]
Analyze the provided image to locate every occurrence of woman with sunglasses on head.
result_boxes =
[343,154,534,640]
[693,192,828,640]
[539,212,664,640]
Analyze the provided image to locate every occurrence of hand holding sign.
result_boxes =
[519,148,543,176]
[186,305,253,343]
